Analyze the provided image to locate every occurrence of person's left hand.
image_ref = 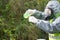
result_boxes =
[28,16,38,23]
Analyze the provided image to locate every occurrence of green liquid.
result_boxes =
[23,13,30,18]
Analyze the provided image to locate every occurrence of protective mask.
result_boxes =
[44,9,51,18]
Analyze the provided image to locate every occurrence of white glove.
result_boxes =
[26,9,36,15]
[28,16,38,23]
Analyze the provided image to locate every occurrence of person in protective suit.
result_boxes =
[25,0,60,40]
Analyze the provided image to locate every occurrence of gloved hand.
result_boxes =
[28,16,38,23]
[26,9,36,15]
[23,9,36,18]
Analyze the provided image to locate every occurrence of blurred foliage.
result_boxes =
[0,0,60,40]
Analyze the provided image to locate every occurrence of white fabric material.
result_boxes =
[45,0,60,13]
[51,0,57,1]
[28,0,60,33]
[28,16,60,33]
[29,16,38,23]
[36,17,60,33]
[26,9,36,15]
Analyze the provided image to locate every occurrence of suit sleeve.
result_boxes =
[36,17,60,34]
[32,10,46,19]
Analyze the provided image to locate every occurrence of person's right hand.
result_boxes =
[23,9,36,18]
[25,9,36,15]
